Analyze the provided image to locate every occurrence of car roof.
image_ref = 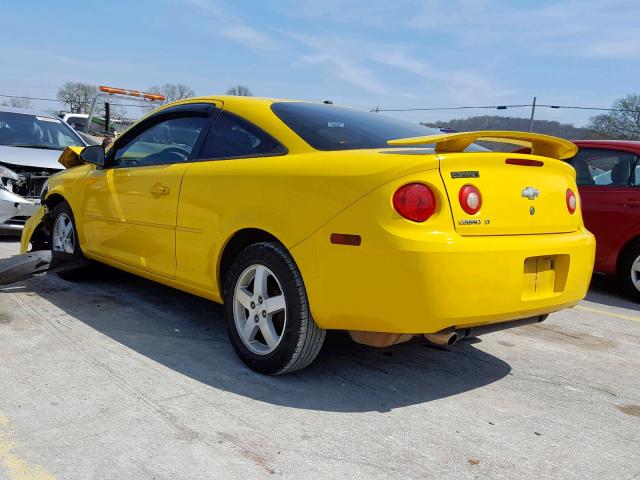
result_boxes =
[0,105,60,118]
[189,95,291,104]
[162,95,339,110]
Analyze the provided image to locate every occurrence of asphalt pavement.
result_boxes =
[0,239,638,479]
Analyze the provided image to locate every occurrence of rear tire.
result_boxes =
[49,202,90,281]
[223,242,325,375]
[618,244,640,301]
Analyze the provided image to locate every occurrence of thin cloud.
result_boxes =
[299,54,388,95]
[183,0,280,51]
[407,0,640,60]
[371,51,435,79]
[220,24,279,51]
[584,31,640,58]
[288,33,388,95]
[274,0,403,28]
[371,49,515,106]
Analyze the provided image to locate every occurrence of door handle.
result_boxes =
[619,200,640,207]
[150,185,170,196]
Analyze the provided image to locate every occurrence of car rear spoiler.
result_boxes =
[387,130,577,160]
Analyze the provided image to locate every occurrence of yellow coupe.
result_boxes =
[21,96,595,374]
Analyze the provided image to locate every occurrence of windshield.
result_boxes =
[271,102,485,152]
[0,112,83,150]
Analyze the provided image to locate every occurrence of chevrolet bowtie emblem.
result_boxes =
[521,187,540,200]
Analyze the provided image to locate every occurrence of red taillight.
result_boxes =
[393,183,436,222]
[566,189,577,214]
[459,184,482,215]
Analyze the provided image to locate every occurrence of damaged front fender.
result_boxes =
[20,206,46,254]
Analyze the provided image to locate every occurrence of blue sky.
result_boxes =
[0,0,638,126]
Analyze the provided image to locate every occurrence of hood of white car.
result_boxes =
[0,145,64,170]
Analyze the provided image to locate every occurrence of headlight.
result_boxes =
[0,164,19,182]
[0,164,18,191]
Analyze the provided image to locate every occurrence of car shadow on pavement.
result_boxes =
[586,274,640,311]
[12,267,512,413]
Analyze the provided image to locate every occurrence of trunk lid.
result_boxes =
[386,130,581,236]
[438,152,581,235]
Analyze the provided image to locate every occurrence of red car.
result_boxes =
[569,140,640,299]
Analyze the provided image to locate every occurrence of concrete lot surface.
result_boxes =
[0,239,638,479]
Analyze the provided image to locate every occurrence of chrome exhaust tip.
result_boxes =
[424,331,459,347]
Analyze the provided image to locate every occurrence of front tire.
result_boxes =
[49,202,89,281]
[224,242,325,375]
[618,244,640,301]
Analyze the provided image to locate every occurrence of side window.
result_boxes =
[571,148,638,187]
[632,158,640,186]
[198,111,286,160]
[113,116,210,167]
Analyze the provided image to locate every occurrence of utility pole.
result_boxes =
[529,96,536,132]
[104,102,110,135]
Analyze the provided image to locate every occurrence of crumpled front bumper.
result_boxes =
[0,188,39,230]
[20,206,46,254]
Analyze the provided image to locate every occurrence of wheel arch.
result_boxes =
[616,234,640,274]
[44,192,84,250]
[23,193,70,252]
[43,192,68,210]
[217,228,283,295]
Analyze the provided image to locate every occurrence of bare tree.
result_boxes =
[1,96,33,109]
[226,85,253,96]
[587,94,640,140]
[147,83,195,103]
[57,82,98,113]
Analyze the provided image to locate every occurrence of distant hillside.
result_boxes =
[422,116,597,140]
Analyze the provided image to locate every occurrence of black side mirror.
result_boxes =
[80,145,105,166]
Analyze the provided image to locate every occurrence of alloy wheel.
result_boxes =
[233,264,287,355]
[630,255,640,292]
[52,213,75,254]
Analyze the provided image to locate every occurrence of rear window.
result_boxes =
[198,111,286,160]
[271,102,443,151]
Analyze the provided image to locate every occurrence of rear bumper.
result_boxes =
[293,228,595,334]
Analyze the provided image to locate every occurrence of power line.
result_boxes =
[372,103,639,114]
[2,92,637,115]
[371,104,531,112]
[0,94,157,109]
[537,104,639,113]
[0,94,61,103]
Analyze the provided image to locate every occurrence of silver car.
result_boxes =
[0,106,87,233]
